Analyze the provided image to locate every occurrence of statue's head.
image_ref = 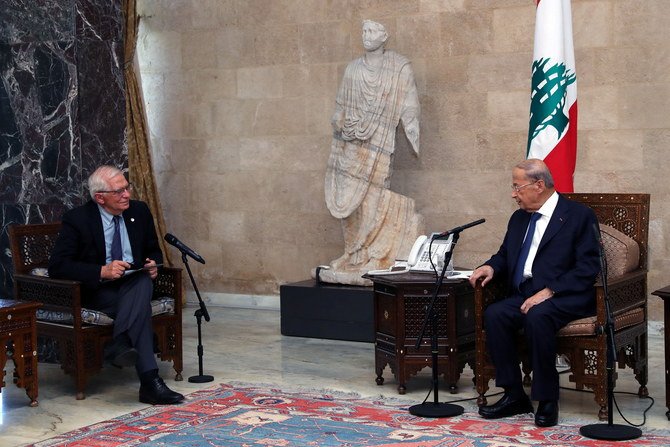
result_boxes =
[362,20,388,52]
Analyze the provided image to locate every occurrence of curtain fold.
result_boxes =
[123,0,173,267]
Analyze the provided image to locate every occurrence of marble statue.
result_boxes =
[318,20,425,286]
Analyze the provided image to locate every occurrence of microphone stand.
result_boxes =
[580,227,641,440]
[179,252,214,383]
[409,231,464,418]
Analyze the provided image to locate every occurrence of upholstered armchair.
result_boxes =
[9,222,183,400]
[474,193,649,420]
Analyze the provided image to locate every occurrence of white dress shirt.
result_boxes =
[521,191,559,279]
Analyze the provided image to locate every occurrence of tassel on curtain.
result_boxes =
[122,0,173,267]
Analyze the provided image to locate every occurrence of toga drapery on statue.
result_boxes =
[318,20,425,286]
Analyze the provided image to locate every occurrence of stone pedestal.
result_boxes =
[280,279,374,342]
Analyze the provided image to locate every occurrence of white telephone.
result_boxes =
[407,233,454,273]
[366,233,455,276]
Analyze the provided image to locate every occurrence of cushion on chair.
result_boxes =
[36,307,115,325]
[35,297,175,326]
[557,225,642,338]
[29,268,174,325]
[149,297,176,316]
[557,307,645,337]
[599,223,640,279]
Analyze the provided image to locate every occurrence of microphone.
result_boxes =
[164,233,206,264]
[433,218,486,239]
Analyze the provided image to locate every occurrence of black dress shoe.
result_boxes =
[104,338,138,368]
[139,377,185,405]
[479,393,534,419]
[535,400,559,427]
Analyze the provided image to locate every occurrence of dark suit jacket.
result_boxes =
[484,194,600,316]
[49,200,163,292]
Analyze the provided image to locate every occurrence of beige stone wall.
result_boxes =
[136,0,669,318]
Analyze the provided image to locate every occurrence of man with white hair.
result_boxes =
[469,159,600,427]
[49,165,184,405]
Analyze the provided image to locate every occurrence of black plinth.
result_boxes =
[280,279,374,342]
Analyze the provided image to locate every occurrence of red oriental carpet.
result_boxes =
[30,383,670,447]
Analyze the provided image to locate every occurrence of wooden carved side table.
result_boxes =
[0,298,42,406]
[364,273,475,394]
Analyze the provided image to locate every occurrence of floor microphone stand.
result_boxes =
[180,252,214,383]
[580,227,641,440]
[409,232,464,418]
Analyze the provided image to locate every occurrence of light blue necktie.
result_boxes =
[513,212,541,289]
[111,215,123,261]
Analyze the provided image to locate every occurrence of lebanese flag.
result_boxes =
[526,0,577,193]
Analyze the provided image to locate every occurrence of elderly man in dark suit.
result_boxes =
[469,159,600,427]
[49,165,184,405]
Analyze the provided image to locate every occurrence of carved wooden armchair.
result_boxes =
[474,193,649,420]
[9,222,184,400]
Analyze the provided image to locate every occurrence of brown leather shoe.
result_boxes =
[479,393,533,419]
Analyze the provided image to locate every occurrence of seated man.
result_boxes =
[49,165,184,405]
[469,159,600,427]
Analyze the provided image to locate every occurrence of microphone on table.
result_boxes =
[164,233,206,264]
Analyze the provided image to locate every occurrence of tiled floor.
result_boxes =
[1,306,667,446]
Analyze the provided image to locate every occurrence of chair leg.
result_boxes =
[635,333,649,398]
[475,373,491,406]
[597,342,616,421]
[73,341,88,400]
[173,330,183,382]
[598,404,607,421]
[60,338,88,400]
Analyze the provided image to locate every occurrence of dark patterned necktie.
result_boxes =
[513,212,541,289]
[111,215,123,261]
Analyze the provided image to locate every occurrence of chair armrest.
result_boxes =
[154,266,183,314]
[594,268,647,323]
[474,280,486,335]
[474,278,506,331]
[474,278,506,308]
[13,273,85,327]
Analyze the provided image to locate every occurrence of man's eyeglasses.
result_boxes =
[511,181,537,192]
[98,183,133,196]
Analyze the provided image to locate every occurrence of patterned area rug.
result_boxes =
[30,383,669,447]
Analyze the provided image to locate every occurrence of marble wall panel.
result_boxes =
[0,0,127,299]
[77,38,126,174]
[76,0,123,41]
[0,1,75,44]
[0,41,81,206]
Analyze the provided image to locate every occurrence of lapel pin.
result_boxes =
[130,218,135,222]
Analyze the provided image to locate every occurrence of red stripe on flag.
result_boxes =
[543,101,577,193]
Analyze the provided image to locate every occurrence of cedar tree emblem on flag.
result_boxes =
[527,58,576,150]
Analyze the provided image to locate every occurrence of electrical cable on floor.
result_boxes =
[419,387,503,405]
[558,383,655,427]
[415,374,653,427]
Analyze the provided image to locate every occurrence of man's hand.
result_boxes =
[101,260,131,280]
[469,265,494,288]
[144,258,158,280]
[520,287,554,314]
